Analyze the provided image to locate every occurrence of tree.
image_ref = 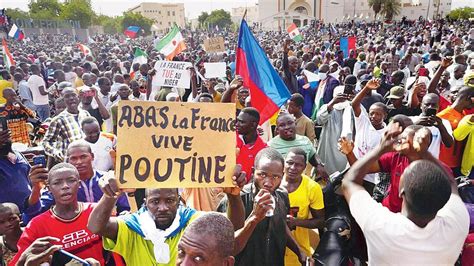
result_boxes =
[5,8,29,20]
[120,12,154,35]
[447,7,474,20]
[198,12,209,27]
[93,14,119,34]
[380,0,401,20]
[368,0,383,20]
[60,0,95,28]
[28,0,62,20]
[205,9,232,29]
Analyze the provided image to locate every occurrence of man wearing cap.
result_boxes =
[386,86,421,121]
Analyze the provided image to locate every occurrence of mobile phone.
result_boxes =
[425,108,437,116]
[56,249,91,266]
[32,155,46,168]
[0,116,7,131]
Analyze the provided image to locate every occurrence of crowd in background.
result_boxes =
[0,16,473,265]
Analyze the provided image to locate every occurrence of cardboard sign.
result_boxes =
[152,61,192,88]
[203,37,225,53]
[204,62,226,78]
[116,101,236,188]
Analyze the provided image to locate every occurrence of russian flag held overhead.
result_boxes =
[236,19,291,124]
[8,24,25,41]
[340,36,356,58]
[124,26,141,38]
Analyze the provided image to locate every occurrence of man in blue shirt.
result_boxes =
[24,140,129,222]
[0,129,32,214]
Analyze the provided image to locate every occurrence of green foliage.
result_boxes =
[120,12,154,35]
[198,12,209,26]
[28,0,62,20]
[368,0,383,19]
[5,8,29,20]
[448,7,474,20]
[94,15,119,34]
[203,9,232,29]
[60,0,94,28]
[381,0,401,20]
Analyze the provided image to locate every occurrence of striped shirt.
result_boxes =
[42,109,90,161]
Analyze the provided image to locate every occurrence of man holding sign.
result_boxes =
[87,100,247,265]
[87,168,247,265]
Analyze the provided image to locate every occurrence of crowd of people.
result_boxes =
[0,15,473,266]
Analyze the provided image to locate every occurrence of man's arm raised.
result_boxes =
[342,122,402,202]
[87,172,121,241]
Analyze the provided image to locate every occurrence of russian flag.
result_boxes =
[8,24,25,41]
[236,20,291,124]
[124,26,140,38]
[340,36,356,58]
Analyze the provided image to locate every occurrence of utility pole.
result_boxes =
[426,0,432,19]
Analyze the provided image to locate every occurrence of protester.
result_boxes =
[177,212,235,266]
[42,87,90,163]
[11,163,108,265]
[235,107,267,182]
[1,11,473,266]
[315,75,355,175]
[27,64,49,121]
[87,167,246,265]
[0,203,22,265]
[287,93,316,143]
[282,148,324,266]
[218,147,310,266]
[0,88,36,145]
[269,113,328,179]
[0,129,32,214]
[342,123,469,264]
[81,117,116,171]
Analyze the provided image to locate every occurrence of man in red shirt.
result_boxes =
[11,163,106,265]
[236,107,267,183]
[364,124,453,213]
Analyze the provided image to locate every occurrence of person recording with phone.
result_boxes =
[0,88,37,146]
[411,93,453,158]
[78,74,110,129]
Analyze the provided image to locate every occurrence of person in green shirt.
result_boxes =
[268,113,329,180]
[88,168,247,266]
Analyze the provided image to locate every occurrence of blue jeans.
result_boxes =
[35,104,50,122]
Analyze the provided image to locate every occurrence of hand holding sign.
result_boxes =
[116,101,236,189]
[222,164,247,196]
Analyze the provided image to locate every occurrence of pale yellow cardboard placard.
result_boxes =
[116,101,236,188]
[203,37,225,53]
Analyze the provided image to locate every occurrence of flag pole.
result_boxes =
[242,9,248,21]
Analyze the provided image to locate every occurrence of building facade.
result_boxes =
[257,0,453,29]
[128,2,186,34]
[231,5,260,25]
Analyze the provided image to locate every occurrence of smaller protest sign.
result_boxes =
[152,61,192,88]
[203,37,225,53]
[204,62,226,78]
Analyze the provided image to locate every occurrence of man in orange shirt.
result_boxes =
[437,86,474,174]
